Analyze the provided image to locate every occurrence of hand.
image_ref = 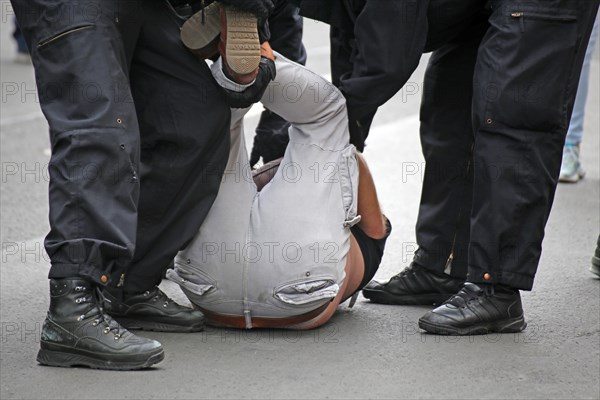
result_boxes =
[345,106,377,152]
[347,118,367,153]
[258,18,270,43]
[219,56,276,109]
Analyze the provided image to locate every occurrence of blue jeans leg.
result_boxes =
[565,17,599,146]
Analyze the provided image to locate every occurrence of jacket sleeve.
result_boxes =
[339,0,429,122]
[218,0,275,20]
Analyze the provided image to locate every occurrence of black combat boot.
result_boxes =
[103,287,205,333]
[591,234,600,278]
[418,282,527,335]
[37,278,164,370]
[362,262,464,305]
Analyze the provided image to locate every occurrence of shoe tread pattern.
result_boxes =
[225,8,260,75]
[181,3,221,50]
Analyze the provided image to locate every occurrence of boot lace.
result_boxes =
[445,284,494,308]
[74,286,126,341]
[145,288,172,309]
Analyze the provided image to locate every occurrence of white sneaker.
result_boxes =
[14,52,31,64]
[559,144,585,183]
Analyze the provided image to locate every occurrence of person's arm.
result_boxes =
[257,56,350,152]
[336,0,429,149]
[355,152,387,239]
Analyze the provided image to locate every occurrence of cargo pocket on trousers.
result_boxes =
[481,8,580,132]
[166,262,216,296]
[338,145,360,228]
[274,279,340,305]
[33,22,130,131]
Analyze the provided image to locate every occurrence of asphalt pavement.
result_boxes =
[1,8,599,400]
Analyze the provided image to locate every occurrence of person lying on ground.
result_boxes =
[171,12,391,328]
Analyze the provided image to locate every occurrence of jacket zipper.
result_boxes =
[510,11,577,22]
[511,11,576,33]
[511,12,526,32]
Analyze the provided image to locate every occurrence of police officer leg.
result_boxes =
[11,0,164,369]
[102,0,230,333]
[420,0,600,335]
[363,17,489,305]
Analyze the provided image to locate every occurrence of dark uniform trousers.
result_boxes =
[11,0,231,292]
[269,0,306,66]
[303,0,600,290]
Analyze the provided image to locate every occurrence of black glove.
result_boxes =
[250,110,290,167]
[217,0,274,20]
[347,119,366,152]
[346,106,377,152]
[219,56,276,109]
[258,18,271,43]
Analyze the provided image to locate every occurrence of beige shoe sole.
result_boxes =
[224,7,261,75]
[181,2,220,51]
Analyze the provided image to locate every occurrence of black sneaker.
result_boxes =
[591,234,600,278]
[418,282,527,335]
[37,279,164,370]
[104,287,205,333]
[362,262,464,305]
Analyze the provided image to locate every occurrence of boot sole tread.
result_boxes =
[37,348,164,370]
[418,315,527,336]
[225,8,260,75]
[181,3,221,50]
[114,317,205,333]
[362,289,454,306]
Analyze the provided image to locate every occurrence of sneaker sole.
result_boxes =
[418,315,527,336]
[362,289,453,306]
[559,169,585,183]
[224,8,260,75]
[113,317,205,333]
[181,3,221,50]
[37,347,164,370]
